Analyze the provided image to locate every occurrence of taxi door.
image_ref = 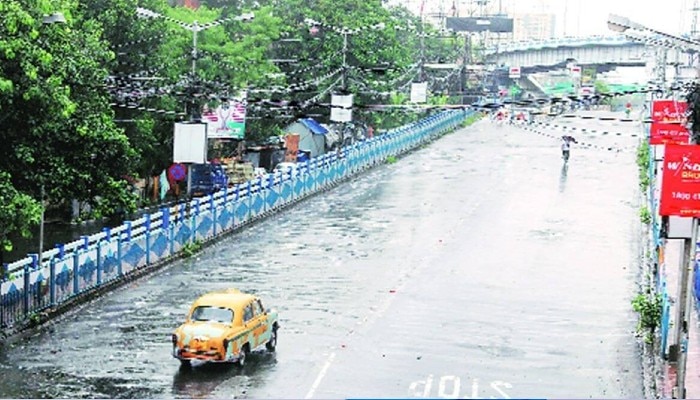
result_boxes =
[251,299,270,348]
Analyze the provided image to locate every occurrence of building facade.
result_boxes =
[511,13,556,41]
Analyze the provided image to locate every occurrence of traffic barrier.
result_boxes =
[0,109,475,331]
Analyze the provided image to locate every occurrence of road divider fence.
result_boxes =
[0,109,476,332]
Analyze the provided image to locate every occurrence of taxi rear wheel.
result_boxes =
[238,345,249,367]
[266,328,277,352]
[179,359,191,369]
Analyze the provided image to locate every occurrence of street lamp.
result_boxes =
[37,12,66,270]
[607,13,700,52]
[606,14,642,33]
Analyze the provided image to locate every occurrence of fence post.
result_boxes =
[169,223,175,255]
[161,207,170,231]
[96,238,102,286]
[0,269,5,327]
[81,235,89,250]
[125,221,132,242]
[211,195,217,236]
[73,250,80,295]
[57,243,65,260]
[24,259,32,316]
[49,256,56,306]
[145,213,152,265]
[191,200,199,244]
[247,181,253,220]
[117,233,123,277]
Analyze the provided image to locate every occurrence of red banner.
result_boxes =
[660,144,700,217]
[652,99,687,123]
[650,122,690,145]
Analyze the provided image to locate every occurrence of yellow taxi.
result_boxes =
[171,289,279,367]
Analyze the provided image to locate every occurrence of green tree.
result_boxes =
[594,80,612,105]
[0,172,41,269]
[687,83,700,143]
[0,0,138,222]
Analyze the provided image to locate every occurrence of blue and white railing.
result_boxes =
[0,109,475,330]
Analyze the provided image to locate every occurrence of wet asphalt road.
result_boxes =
[0,112,644,399]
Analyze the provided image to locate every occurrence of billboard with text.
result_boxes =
[201,94,247,139]
[650,99,689,145]
[446,17,514,33]
[660,144,700,217]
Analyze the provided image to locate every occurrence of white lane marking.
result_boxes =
[306,197,487,397]
[305,352,336,399]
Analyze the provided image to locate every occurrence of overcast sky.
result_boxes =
[403,0,695,37]
[507,0,692,37]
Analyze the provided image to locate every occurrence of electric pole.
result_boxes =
[675,7,700,393]
[342,30,349,91]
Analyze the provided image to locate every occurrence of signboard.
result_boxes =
[650,123,690,145]
[652,99,688,123]
[508,66,521,79]
[331,94,353,122]
[665,215,694,239]
[446,17,514,33]
[410,82,428,103]
[660,144,700,217]
[168,163,187,182]
[580,86,594,96]
[173,123,207,163]
[569,65,581,76]
[201,93,247,139]
[650,99,690,145]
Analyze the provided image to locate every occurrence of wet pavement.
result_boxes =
[0,113,644,399]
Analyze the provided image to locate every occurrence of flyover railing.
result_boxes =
[483,35,635,55]
[0,109,475,330]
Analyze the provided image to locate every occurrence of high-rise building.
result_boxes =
[511,13,556,42]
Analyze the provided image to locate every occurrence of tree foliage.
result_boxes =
[1,0,138,251]
[687,83,700,143]
[0,0,465,254]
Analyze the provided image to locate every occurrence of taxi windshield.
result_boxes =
[190,306,234,324]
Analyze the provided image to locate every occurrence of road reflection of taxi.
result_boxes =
[172,289,279,368]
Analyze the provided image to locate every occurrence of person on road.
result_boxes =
[561,139,570,161]
[561,135,577,161]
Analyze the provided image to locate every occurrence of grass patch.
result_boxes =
[632,292,663,343]
[637,141,650,191]
[182,240,202,258]
[639,206,652,225]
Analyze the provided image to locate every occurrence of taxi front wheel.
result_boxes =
[179,359,191,369]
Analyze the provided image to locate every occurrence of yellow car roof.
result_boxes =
[193,289,256,309]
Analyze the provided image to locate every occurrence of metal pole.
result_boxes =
[676,217,699,398]
[342,30,348,90]
[420,14,425,81]
[192,21,198,78]
[189,22,199,121]
[38,184,44,269]
[675,47,700,400]
[462,34,471,104]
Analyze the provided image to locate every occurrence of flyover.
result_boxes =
[483,35,685,73]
